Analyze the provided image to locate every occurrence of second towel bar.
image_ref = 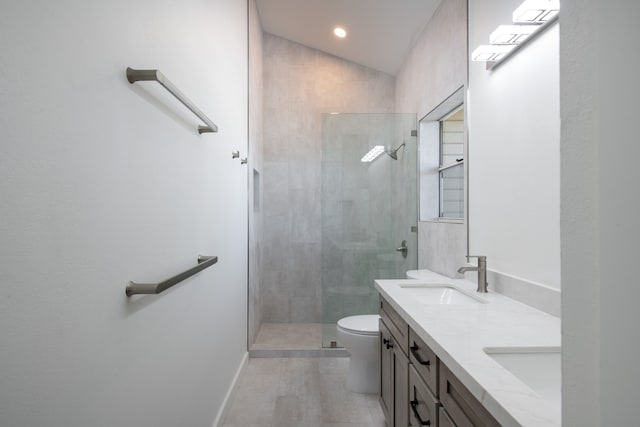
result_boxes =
[126,67,218,134]
[126,255,218,296]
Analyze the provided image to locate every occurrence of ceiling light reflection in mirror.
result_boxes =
[361,146,385,163]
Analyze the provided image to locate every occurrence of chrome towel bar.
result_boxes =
[126,255,218,296]
[126,67,218,134]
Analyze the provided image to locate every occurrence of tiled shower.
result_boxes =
[252,33,418,351]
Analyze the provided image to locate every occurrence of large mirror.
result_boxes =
[465,0,560,314]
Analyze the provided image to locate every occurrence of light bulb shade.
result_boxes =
[471,44,514,62]
[490,25,538,45]
[512,0,560,24]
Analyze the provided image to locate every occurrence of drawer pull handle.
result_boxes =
[383,338,393,349]
[410,400,431,426]
[410,344,431,366]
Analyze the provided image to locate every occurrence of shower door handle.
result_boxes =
[396,240,408,258]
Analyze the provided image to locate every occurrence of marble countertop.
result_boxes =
[375,270,561,427]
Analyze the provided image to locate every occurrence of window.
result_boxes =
[438,107,464,218]
[418,86,465,222]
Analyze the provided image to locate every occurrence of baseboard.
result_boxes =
[249,348,349,358]
[211,351,249,427]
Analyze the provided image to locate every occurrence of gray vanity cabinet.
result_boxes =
[380,319,393,421]
[379,296,502,427]
[439,407,457,427]
[439,363,500,427]
[408,329,441,427]
[409,365,439,427]
[408,328,438,394]
[379,297,409,427]
[393,344,409,427]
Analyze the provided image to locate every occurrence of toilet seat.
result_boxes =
[337,314,380,336]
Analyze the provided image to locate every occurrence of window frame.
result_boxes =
[417,86,466,223]
[438,106,465,219]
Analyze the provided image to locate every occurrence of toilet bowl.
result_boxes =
[336,314,380,394]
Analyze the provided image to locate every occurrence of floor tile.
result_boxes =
[220,357,384,427]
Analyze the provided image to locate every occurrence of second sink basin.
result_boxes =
[484,346,561,409]
[398,283,487,305]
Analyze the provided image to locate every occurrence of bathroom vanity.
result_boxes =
[376,271,561,427]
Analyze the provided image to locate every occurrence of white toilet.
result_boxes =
[336,314,381,394]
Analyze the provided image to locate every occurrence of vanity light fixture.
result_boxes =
[513,0,559,24]
[333,27,347,38]
[471,0,559,68]
[361,146,385,163]
[489,25,538,45]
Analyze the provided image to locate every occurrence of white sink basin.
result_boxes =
[484,347,561,409]
[398,283,487,304]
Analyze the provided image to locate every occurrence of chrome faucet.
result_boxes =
[457,255,488,293]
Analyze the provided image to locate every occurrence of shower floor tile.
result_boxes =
[252,323,344,351]
[252,323,323,350]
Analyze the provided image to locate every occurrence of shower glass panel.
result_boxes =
[320,113,418,348]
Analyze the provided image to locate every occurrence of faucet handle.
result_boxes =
[466,255,486,262]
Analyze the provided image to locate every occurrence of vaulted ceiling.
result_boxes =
[255,0,442,75]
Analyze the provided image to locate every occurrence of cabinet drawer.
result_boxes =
[439,407,457,427]
[408,328,438,397]
[439,362,500,427]
[380,296,408,355]
[409,365,440,427]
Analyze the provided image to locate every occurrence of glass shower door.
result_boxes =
[320,113,417,348]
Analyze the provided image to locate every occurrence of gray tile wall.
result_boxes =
[262,34,395,323]
[390,115,419,278]
[248,0,264,346]
[395,0,468,278]
[417,221,467,278]
[320,114,417,325]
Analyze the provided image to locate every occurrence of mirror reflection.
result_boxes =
[419,86,465,222]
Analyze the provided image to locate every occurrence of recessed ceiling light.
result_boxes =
[333,27,347,38]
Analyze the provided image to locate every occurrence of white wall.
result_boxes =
[561,0,640,425]
[468,0,561,291]
[0,1,248,426]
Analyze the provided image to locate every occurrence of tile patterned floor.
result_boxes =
[220,358,385,427]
